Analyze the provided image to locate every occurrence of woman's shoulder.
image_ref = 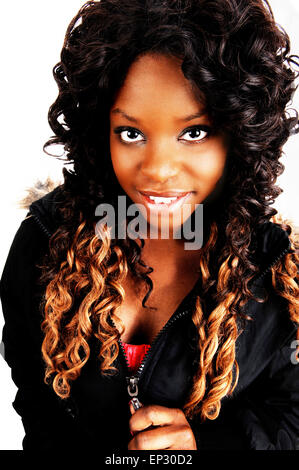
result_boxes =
[251,217,298,278]
[3,180,63,266]
[244,217,298,347]
[0,180,63,285]
[0,214,48,291]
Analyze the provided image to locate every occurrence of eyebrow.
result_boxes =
[111,108,139,123]
[111,108,206,123]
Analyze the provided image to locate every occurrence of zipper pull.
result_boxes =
[127,376,142,410]
[127,376,139,397]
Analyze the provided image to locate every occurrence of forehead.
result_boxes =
[111,53,204,117]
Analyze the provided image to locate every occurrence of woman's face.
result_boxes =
[109,53,228,235]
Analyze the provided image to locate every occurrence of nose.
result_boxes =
[140,142,179,183]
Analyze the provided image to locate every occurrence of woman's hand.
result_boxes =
[128,402,197,450]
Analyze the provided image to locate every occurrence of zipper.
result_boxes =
[118,309,190,402]
[30,211,53,238]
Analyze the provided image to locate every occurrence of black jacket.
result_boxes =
[0,187,298,451]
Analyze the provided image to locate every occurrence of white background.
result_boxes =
[0,0,298,449]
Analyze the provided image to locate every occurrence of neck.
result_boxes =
[141,237,202,268]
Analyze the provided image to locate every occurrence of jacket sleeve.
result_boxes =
[0,215,84,450]
[190,328,299,450]
[234,329,299,450]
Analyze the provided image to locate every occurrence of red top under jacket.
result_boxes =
[122,342,151,375]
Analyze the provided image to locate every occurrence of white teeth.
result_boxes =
[148,196,178,204]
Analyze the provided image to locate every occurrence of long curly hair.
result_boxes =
[39,0,299,421]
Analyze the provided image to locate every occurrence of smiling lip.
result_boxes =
[138,190,191,197]
[137,190,192,211]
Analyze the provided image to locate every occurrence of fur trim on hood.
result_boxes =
[18,177,62,210]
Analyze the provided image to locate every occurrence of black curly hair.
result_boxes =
[40,0,299,420]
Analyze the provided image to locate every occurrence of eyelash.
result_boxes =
[113,125,212,144]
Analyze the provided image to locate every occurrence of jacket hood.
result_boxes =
[26,181,295,273]
[26,180,64,237]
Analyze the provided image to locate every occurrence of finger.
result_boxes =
[128,425,175,450]
[129,405,184,434]
[128,424,197,451]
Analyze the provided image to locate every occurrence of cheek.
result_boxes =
[198,158,225,179]
[110,143,134,183]
[192,144,227,183]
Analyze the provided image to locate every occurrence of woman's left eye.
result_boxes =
[179,127,209,143]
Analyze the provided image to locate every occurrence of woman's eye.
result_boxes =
[179,127,209,143]
[116,128,144,143]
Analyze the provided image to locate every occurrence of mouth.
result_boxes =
[137,190,193,212]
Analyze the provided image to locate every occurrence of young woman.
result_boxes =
[1,0,298,451]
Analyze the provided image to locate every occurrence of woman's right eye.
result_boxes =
[114,127,144,143]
